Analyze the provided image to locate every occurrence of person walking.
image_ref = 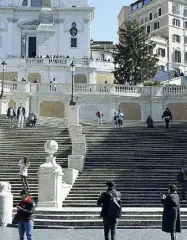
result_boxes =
[7,106,16,128]
[97,181,122,240]
[17,103,26,128]
[16,189,35,240]
[117,110,124,128]
[18,157,30,191]
[177,167,187,201]
[162,108,172,129]
[96,110,104,124]
[161,184,181,240]
[146,115,154,128]
[113,112,118,128]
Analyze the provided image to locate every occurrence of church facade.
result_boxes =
[0,0,114,84]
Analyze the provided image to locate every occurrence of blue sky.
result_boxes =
[91,0,134,43]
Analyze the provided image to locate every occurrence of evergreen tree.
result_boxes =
[113,20,158,85]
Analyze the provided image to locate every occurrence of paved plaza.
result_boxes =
[0,228,187,240]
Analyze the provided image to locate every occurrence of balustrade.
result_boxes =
[0,81,186,98]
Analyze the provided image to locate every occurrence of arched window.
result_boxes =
[31,0,42,7]
[22,0,28,6]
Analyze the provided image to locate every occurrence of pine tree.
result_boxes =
[113,20,158,85]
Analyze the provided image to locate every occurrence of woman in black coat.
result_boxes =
[161,184,181,240]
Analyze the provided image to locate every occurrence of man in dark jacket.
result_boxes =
[97,181,122,240]
[162,108,172,129]
[17,103,26,128]
[17,189,35,240]
[161,184,181,240]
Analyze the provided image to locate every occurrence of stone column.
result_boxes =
[38,140,63,208]
[21,34,27,58]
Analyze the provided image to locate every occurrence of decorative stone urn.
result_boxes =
[38,140,63,208]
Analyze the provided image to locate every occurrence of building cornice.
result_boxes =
[0,6,94,12]
[130,0,164,16]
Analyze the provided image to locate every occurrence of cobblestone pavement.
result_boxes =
[0,228,187,240]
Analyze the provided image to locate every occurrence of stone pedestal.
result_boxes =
[0,182,13,226]
[69,124,82,135]
[68,105,80,126]
[62,168,79,185]
[38,140,63,208]
[68,155,85,172]
[0,98,8,115]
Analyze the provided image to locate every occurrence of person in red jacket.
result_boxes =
[16,189,35,240]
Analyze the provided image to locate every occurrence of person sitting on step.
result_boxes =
[146,116,154,128]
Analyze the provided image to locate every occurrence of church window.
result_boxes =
[71,38,77,48]
[22,0,28,6]
[31,0,42,7]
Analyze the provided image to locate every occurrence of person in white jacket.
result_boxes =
[18,157,30,190]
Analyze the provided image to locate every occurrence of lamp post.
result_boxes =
[90,39,94,59]
[70,60,76,106]
[0,61,7,99]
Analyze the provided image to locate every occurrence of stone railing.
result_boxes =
[1,81,187,98]
[5,57,114,70]
[0,81,30,94]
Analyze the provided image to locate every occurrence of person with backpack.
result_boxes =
[97,181,122,240]
[113,112,118,128]
[162,108,172,129]
[18,156,30,191]
[96,110,104,124]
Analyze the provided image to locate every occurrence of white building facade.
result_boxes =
[128,0,187,75]
[0,0,114,84]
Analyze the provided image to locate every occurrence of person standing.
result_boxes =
[162,108,172,129]
[177,167,187,201]
[161,184,181,240]
[17,103,26,128]
[16,189,35,240]
[18,157,30,191]
[97,181,122,240]
[113,112,118,128]
[96,110,104,124]
[117,110,124,128]
[7,106,16,128]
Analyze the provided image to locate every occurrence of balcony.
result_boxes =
[5,57,114,71]
[172,9,181,15]
[0,82,186,99]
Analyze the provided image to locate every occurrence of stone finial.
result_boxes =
[44,140,58,157]
[42,0,51,8]
[0,182,11,193]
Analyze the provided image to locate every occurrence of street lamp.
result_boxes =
[0,61,7,99]
[70,60,76,106]
[90,39,94,59]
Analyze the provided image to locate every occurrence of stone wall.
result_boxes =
[168,103,187,120]
[40,101,65,118]
[119,103,141,120]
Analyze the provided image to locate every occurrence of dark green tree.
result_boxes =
[113,20,158,85]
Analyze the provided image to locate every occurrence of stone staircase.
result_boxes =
[8,121,187,229]
[49,122,187,229]
[0,115,71,206]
